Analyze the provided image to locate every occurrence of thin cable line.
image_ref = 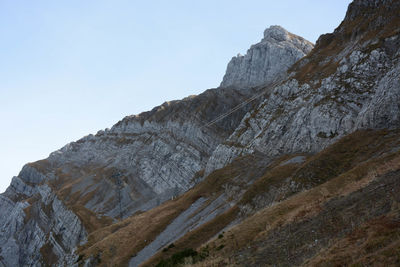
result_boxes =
[200,78,282,130]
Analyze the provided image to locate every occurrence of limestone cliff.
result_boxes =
[220,25,314,89]
[0,87,258,266]
[206,0,400,174]
[1,0,400,266]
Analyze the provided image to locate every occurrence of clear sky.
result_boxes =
[0,0,352,193]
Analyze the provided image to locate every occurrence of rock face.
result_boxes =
[45,87,258,218]
[220,25,314,89]
[0,25,313,264]
[1,0,399,266]
[0,166,86,266]
[205,0,400,174]
[0,86,261,265]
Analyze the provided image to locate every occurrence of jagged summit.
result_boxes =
[262,25,292,42]
[207,0,400,174]
[220,25,314,89]
[263,25,313,52]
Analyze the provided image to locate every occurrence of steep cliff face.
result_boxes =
[0,25,313,264]
[144,129,400,267]
[206,0,400,174]
[220,25,314,89]
[0,86,261,266]
[0,166,87,266]
[44,87,259,218]
[1,0,400,266]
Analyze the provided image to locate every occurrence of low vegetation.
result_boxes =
[180,130,400,266]
[25,129,400,266]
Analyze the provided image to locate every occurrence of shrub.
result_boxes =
[155,248,208,267]
[216,244,225,251]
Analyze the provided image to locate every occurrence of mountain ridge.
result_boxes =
[205,0,400,174]
[1,0,400,266]
[0,24,313,266]
[220,25,313,89]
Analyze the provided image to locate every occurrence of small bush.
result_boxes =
[162,243,175,253]
[156,248,208,267]
[216,244,225,251]
[76,254,84,263]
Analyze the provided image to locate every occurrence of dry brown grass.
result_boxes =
[239,156,303,205]
[74,157,243,265]
[289,1,400,87]
[74,152,269,266]
[23,205,33,224]
[48,166,118,234]
[192,132,400,266]
[27,129,400,267]
[75,180,215,267]
[77,198,189,266]
[19,147,263,266]
[71,205,113,234]
[142,206,239,267]
[27,159,53,175]
[40,240,58,267]
[292,129,400,187]
[303,214,400,267]
[72,130,400,266]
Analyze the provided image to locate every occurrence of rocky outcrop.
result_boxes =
[2,0,399,265]
[220,25,314,89]
[0,181,86,266]
[0,25,313,262]
[206,0,400,174]
[0,87,261,265]
[129,195,230,267]
[43,87,259,218]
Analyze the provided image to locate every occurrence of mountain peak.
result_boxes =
[262,25,290,42]
[220,26,314,89]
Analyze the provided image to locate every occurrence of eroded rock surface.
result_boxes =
[1,0,399,265]
[220,25,314,89]
[206,0,400,174]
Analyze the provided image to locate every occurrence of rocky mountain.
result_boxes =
[1,0,400,266]
[0,86,262,266]
[205,0,400,174]
[220,25,314,89]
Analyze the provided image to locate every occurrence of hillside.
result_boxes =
[1,0,400,266]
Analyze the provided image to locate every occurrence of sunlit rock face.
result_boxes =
[220,25,314,89]
[0,24,315,266]
[206,0,400,174]
[0,86,259,266]
[4,0,400,264]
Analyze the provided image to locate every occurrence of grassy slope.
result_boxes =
[144,129,400,266]
[27,129,400,266]
[289,0,400,87]
[75,153,270,265]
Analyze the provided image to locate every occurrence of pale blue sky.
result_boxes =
[0,0,352,193]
